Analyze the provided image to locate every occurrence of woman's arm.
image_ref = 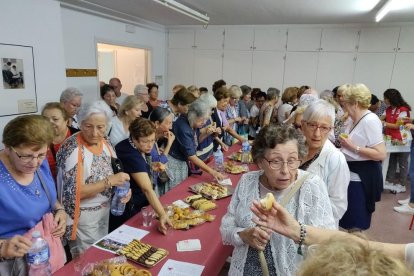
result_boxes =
[188,155,224,181]
[223,126,244,143]
[162,131,175,156]
[339,136,387,161]
[0,236,32,259]
[80,172,130,199]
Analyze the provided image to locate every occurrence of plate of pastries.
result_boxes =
[82,256,152,276]
[189,182,233,199]
[168,205,215,230]
[117,240,168,268]
[224,161,249,174]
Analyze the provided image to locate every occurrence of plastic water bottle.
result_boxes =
[241,140,251,164]
[213,146,224,172]
[111,181,130,216]
[27,231,51,276]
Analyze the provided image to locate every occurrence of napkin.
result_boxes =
[218,178,232,186]
[176,239,201,252]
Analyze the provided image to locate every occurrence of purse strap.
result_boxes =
[279,172,310,207]
[36,170,53,210]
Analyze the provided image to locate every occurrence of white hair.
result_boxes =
[60,87,83,103]
[302,99,335,126]
[198,93,217,109]
[187,100,211,126]
[134,84,148,95]
[303,88,319,98]
[77,100,113,126]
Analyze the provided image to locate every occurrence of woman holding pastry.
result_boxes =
[220,124,335,275]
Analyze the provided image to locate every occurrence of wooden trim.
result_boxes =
[66,68,98,77]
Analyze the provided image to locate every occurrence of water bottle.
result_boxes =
[241,140,251,164]
[213,146,224,172]
[111,181,130,216]
[27,231,51,276]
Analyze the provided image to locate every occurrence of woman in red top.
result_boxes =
[382,89,411,193]
[42,102,78,180]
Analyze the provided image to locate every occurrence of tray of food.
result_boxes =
[82,256,152,276]
[189,182,234,199]
[117,239,168,268]
[184,194,217,211]
[168,205,215,230]
[224,161,249,174]
[229,151,253,163]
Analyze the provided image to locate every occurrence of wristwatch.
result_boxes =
[354,146,361,154]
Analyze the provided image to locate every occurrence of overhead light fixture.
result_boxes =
[151,0,210,24]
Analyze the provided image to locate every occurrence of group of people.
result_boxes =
[0,77,413,275]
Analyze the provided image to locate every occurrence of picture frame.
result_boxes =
[1,43,37,117]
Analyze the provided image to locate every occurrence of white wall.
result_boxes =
[61,7,167,104]
[0,0,67,144]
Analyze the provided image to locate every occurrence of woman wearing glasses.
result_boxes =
[300,100,350,226]
[338,84,386,231]
[220,124,335,275]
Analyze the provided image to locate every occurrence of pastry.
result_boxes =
[260,192,275,211]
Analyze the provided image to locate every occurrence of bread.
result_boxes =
[260,193,275,211]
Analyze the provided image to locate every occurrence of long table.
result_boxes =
[54,144,254,275]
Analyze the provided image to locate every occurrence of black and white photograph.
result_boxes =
[2,58,25,89]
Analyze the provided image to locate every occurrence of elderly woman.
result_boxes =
[57,100,131,249]
[42,102,79,180]
[259,87,280,127]
[112,118,171,233]
[159,87,197,122]
[101,84,118,116]
[134,84,153,118]
[169,100,225,187]
[220,124,335,275]
[187,85,200,98]
[277,86,299,123]
[299,100,350,225]
[147,82,161,108]
[338,84,386,231]
[109,95,144,147]
[224,85,247,145]
[0,115,66,273]
[60,87,83,130]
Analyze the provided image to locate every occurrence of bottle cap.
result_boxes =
[32,231,41,238]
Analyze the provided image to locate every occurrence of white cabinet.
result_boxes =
[251,51,285,90]
[390,53,414,105]
[316,53,355,91]
[194,50,223,89]
[168,30,194,49]
[320,28,359,52]
[195,29,224,50]
[358,27,400,52]
[253,28,287,51]
[287,27,322,52]
[284,52,319,88]
[223,51,253,85]
[224,28,254,50]
[353,53,395,95]
[167,49,194,89]
[398,27,414,52]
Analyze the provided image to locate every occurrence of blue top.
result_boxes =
[0,159,57,238]
[197,119,214,162]
[169,115,198,161]
[115,139,150,207]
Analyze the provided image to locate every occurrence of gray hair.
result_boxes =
[302,99,335,127]
[134,84,148,95]
[266,87,280,100]
[198,93,217,109]
[60,87,83,103]
[187,100,211,127]
[229,85,242,98]
[77,100,113,126]
[319,90,333,100]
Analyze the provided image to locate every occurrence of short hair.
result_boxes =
[198,93,217,109]
[212,79,226,93]
[298,85,311,99]
[149,107,172,123]
[266,87,280,101]
[319,90,333,100]
[134,84,148,95]
[282,87,299,103]
[341,83,371,109]
[302,99,336,127]
[3,115,54,148]
[77,100,113,126]
[171,87,196,105]
[229,85,242,99]
[60,87,83,103]
[129,117,156,140]
[199,87,208,94]
[240,85,252,98]
[370,94,379,105]
[100,84,115,99]
[172,84,185,93]
[255,91,267,100]
[383,88,411,110]
[187,100,211,126]
[252,124,307,163]
[297,237,412,276]
[42,102,69,120]
[214,87,230,101]
[147,82,159,92]
[118,95,144,118]
[109,78,121,84]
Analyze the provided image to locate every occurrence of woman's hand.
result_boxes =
[121,189,132,204]
[164,131,175,144]
[157,214,172,235]
[152,162,166,172]
[238,226,272,251]
[51,209,67,238]
[211,170,225,182]
[1,236,32,259]
[109,172,130,187]
[405,123,414,130]
[338,135,353,150]
[251,200,300,242]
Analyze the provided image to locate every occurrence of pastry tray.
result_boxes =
[117,239,168,268]
[188,182,234,200]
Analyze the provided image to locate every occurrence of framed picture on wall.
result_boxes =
[0,43,37,117]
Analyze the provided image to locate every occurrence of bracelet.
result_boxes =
[104,177,111,189]
[296,222,307,255]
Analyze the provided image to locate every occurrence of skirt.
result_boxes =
[167,155,188,189]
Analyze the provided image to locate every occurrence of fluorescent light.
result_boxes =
[151,0,210,24]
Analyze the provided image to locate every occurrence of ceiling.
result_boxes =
[59,0,414,26]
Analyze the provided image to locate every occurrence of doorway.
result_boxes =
[97,43,150,96]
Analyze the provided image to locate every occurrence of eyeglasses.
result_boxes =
[11,147,47,163]
[138,139,156,144]
[263,157,301,170]
[304,121,332,134]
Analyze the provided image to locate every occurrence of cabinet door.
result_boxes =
[222,51,252,85]
[284,52,318,88]
[316,53,355,92]
[320,28,359,52]
[358,27,400,52]
[353,53,395,95]
[224,28,254,50]
[287,27,322,52]
[398,27,414,52]
[253,28,287,51]
[251,51,285,90]
[390,53,414,105]
[168,30,195,49]
[194,50,223,89]
[195,29,224,50]
[167,49,194,90]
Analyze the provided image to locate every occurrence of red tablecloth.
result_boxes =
[54,144,255,275]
